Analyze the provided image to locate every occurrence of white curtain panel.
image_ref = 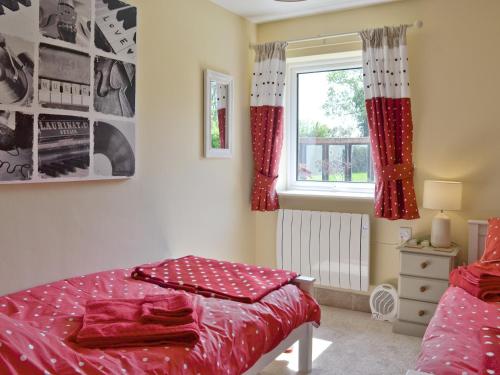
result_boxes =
[360,25,410,100]
[216,84,228,111]
[250,42,288,108]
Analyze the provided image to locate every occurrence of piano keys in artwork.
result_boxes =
[94,0,136,60]
[38,114,90,179]
[38,43,90,111]
[39,78,90,108]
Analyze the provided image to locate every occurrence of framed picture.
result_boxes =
[0,0,137,184]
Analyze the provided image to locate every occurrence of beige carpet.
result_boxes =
[260,306,422,375]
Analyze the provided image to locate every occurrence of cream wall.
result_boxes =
[256,0,500,286]
[0,0,257,295]
[2,0,499,296]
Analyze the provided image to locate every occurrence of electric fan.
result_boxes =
[369,284,398,322]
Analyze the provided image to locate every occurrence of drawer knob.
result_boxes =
[418,310,426,317]
[420,286,428,293]
[420,261,430,269]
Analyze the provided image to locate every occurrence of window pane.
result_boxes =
[329,145,345,182]
[296,68,371,183]
[210,82,220,149]
[298,144,322,181]
[351,144,373,182]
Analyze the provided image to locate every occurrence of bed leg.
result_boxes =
[298,323,313,373]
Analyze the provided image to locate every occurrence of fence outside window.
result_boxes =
[297,137,374,183]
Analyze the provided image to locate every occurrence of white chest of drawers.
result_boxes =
[392,245,460,337]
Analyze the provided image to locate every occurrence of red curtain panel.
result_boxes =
[217,108,226,149]
[360,26,419,220]
[217,84,227,149]
[250,42,287,211]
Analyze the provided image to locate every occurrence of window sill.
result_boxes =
[277,189,374,201]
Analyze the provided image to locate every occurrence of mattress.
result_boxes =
[0,265,320,374]
[415,286,499,375]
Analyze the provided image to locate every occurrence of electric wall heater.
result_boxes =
[276,209,370,292]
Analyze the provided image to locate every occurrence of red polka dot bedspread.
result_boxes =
[415,286,500,375]
[0,263,320,374]
[131,256,300,303]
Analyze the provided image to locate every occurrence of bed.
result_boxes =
[0,259,320,374]
[409,220,500,375]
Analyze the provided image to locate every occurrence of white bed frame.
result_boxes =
[244,275,316,375]
[406,220,488,375]
[467,220,489,264]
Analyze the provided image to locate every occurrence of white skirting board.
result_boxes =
[276,209,370,292]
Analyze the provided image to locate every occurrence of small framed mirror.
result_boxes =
[204,69,233,158]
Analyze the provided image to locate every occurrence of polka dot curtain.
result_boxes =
[250,42,288,211]
[217,84,228,149]
[360,26,420,220]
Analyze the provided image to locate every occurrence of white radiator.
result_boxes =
[276,209,370,292]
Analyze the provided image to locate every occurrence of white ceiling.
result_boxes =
[210,0,400,24]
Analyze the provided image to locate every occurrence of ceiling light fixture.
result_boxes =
[274,0,307,2]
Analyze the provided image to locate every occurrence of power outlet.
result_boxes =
[399,227,412,244]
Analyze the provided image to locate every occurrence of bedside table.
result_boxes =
[392,244,460,337]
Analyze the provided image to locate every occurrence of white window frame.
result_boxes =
[282,51,375,199]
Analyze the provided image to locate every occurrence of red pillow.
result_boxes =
[481,218,500,263]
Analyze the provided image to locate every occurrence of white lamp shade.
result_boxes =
[423,180,463,211]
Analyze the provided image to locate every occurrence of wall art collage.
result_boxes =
[0,0,137,184]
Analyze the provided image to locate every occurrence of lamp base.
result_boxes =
[431,212,451,248]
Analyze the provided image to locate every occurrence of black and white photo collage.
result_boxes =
[0,0,136,183]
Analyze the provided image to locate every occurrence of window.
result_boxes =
[210,81,221,149]
[284,52,374,197]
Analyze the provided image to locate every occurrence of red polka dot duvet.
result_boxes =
[415,287,500,375]
[0,258,321,374]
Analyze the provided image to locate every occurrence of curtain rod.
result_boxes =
[250,20,423,49]
[287,40,357,52]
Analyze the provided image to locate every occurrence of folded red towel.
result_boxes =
[143,293,194,317]
[73,295,200,348]
[141,303,194,325]
[450,263,500,302]
[75,320,200,348]
[479,327,500,374]
[469,262,500,279]
[131,255,297,303]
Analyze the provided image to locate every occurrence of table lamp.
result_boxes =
[423,180,463,248]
